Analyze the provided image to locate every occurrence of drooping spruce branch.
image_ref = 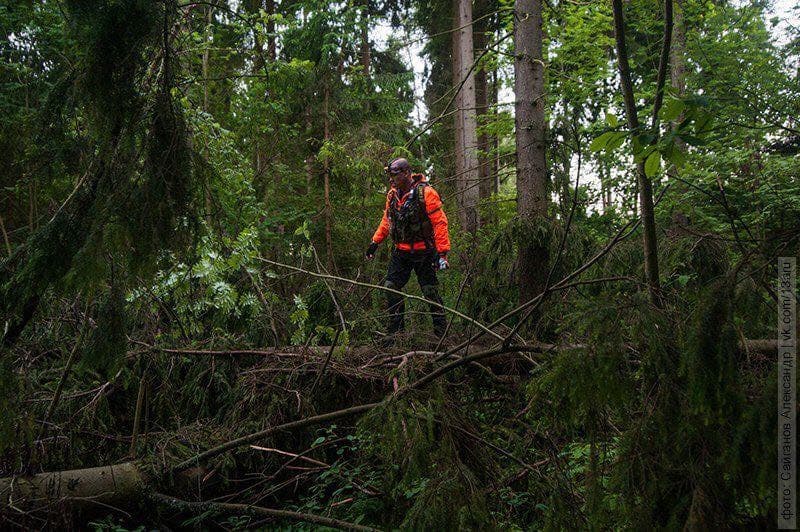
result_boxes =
[1,1,200,350]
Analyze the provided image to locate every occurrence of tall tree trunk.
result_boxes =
[0,213,11,256]
[611,0,670,306]
[360,1,371,78]
[202,4,213,221]
[514,0,549,306]
[491,66,500,194]
[323,84,335,272]
[452,17,463,193]
[670,0,686,145]
[599,161,612,214]
[304,105,314,195]
[474,0,492,219]
[249,0,271,190]
[266,0,277,61]
[452,0,480,233]
[599,162,608,213]
[202,4,212,113]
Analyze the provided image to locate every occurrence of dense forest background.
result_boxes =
[1,0,799,529]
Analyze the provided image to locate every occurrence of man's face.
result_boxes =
[389,169,411,189]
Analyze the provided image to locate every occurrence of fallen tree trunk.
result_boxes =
[6,336,776,518]
[0,465,376,531]
[0,462,145,509]
[742,339,779,354]
[146,338,779,359]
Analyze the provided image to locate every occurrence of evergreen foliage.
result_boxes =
[0,0,797,528]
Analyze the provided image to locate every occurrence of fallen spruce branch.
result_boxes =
[171,330,779,474]
[151,493,379,531]
[173,344,541,472]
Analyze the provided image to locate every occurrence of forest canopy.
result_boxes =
[1,0,798,529]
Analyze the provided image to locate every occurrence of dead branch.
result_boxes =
[173,343,544,471]
[151,493,380,531]
[258,256,505,341]
[173,403,380,471]
[38,317,90,441]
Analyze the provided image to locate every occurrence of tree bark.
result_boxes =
[670,0,686,145]
[0,462,146,509]
[249,0,271,188]
[0,464,367,531]
[452,0,480,233]
[515,0,549,306]
[304,106,314,195]
[323,83,335,272]
[129,373,147,457]
[202,4,214,220]
[452,17,464,196]
[474,0,492,219]
[360,1,371,78]
[0,213,11,256]
[202,4,212,113]
[491,66,500,194]
[266,0,277,61]
[611,0,664,306]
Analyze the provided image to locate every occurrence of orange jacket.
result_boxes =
[372,174,450,254]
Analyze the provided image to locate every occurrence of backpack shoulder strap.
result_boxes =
[416,183,434,218]
[415,182,427,202]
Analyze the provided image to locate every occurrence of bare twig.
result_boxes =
[258,256,504,341]
[310,328,341,394]
[129,371,147,458]
[151,493,379,531]
[38,315,90,441]
[174,403,380,471]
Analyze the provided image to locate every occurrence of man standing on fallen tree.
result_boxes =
[366,157,451,345]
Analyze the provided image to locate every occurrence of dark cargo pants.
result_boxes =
[383,248,446,338]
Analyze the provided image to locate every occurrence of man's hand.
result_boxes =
[365,241,379,259]
[437,253,449,270]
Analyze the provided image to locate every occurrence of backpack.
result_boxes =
[388,183,434,249]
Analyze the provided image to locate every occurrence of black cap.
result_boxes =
[386,157,411,175]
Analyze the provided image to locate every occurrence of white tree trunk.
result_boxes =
[452,0,480,233]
